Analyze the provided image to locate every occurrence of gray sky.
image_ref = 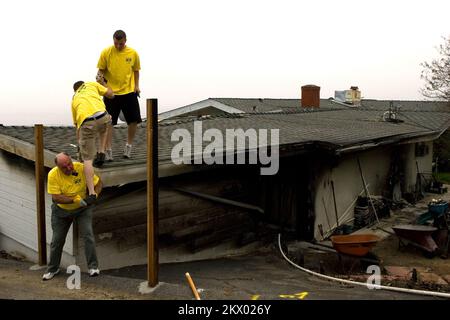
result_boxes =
[1,0,449,125]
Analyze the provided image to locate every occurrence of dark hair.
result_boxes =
[113,30,126,40]
[73,81,84,91]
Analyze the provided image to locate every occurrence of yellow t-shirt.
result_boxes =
[72,82,108,128]
[97,45,140,95]
[47,162,100,211]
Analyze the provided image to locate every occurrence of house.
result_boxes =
[1,88,449,270]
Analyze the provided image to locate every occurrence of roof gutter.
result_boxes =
[335,129,445,155]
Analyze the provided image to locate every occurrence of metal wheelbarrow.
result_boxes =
[392,224,438,254]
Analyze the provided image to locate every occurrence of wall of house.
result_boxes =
[313,147,393,239]
[313,141,434,240]
[403,141,433,193]
[0,151,74,265]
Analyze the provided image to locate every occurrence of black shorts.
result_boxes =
[104,92,142,125]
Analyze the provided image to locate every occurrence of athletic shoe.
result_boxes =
[123,144,132,159]
[42,268,60,281]
[105,149,113,161]
[89,268,100,277]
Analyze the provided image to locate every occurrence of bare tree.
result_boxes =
[420,36,450,101]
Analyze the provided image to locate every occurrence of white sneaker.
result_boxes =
[89,268,100,277]
[123,144,132,159]
[42,268,60,281]
[105,149,113,161]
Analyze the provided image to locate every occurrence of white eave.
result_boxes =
[158,98,245,121]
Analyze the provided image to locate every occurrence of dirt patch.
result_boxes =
[373,234,450,275]
[0,258,147,300]
[0,250,25,261]
[286,191,450,294]
[287,246,450,293]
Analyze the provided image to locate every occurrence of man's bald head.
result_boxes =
[55,152,74,175]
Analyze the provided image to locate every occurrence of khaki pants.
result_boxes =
[79,114,111,161]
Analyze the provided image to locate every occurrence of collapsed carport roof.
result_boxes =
[0,101,449,187]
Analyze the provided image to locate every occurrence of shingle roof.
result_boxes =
[159,108,449,153]
[211,98,337,112]
[211,98,450,113]
[1,99,449,170]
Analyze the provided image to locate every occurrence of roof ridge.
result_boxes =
[211,97,449,104]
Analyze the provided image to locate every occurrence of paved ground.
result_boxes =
[0,243,440,300]
[3,189,450,301]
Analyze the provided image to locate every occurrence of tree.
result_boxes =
[420,36,450,101]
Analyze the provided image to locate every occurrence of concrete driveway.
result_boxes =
[1,248,435,300]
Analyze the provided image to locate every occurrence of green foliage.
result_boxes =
[435,172,450,184]
[434,130,450,171]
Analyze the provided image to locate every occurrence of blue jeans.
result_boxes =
[47,203,98,273]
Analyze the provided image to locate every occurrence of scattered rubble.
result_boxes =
[285,189,450,294]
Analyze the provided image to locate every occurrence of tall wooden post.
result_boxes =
[34,124,47,265]
[147,99,159,287]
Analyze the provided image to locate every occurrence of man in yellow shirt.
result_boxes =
[97,29,141,160]
[43,152,102,280]
[72,80,113,203]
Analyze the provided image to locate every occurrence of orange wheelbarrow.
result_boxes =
[330,234,380,257]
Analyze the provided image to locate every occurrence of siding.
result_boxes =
[0,151,73,256]
[403,141,433,192]
[314,146,393,239]
[313,141,434,239]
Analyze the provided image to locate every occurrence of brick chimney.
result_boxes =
[301,85,320,108]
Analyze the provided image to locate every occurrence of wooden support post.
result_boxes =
[147,99,159,287]
[34,124,47,265]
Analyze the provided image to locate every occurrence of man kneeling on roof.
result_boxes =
[43,152,102,280]
[72,79,114,205]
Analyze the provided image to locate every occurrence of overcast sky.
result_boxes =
[0,0,449,125]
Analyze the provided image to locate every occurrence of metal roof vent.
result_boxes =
[382,101,404,123]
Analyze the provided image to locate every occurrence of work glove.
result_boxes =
[83,194,97,206]
[73,195,87,207]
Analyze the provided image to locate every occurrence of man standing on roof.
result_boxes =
[97,29,142,160]
[43,152,101,280]
[72,80,113,203]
